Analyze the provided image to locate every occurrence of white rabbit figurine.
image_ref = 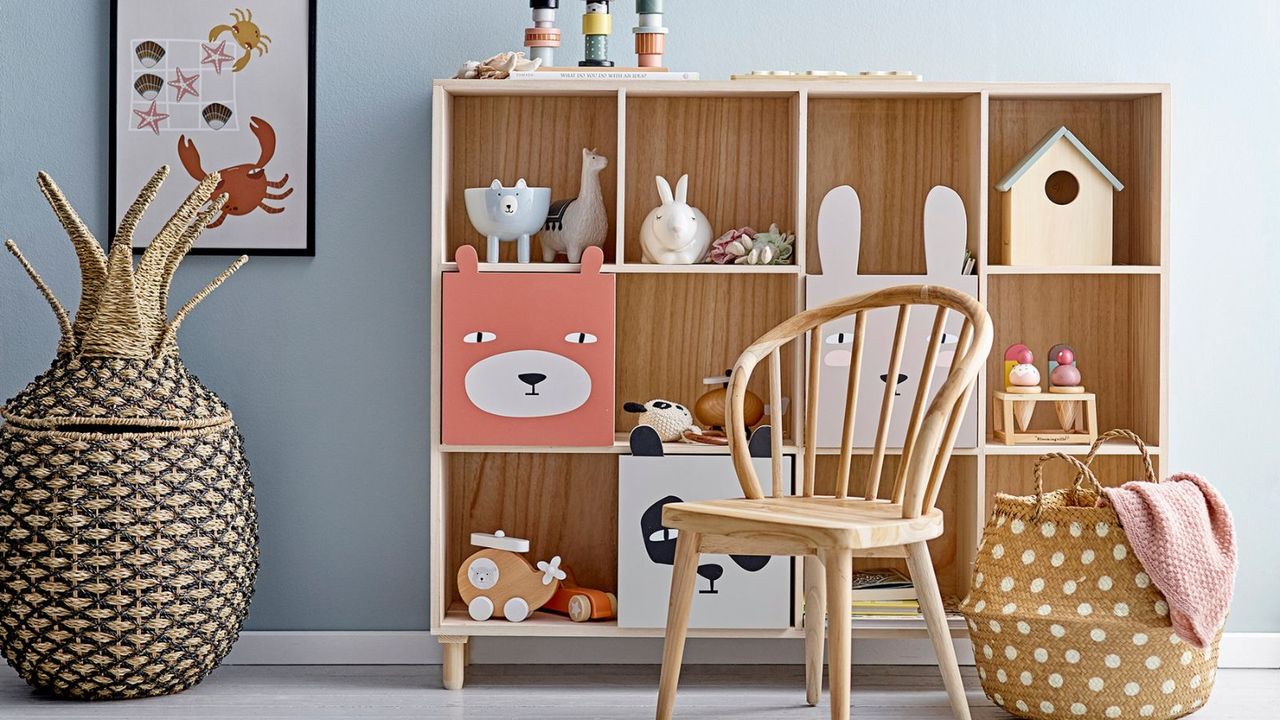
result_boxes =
[639,174,712,264]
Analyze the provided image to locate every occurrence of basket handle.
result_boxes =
[1081,428,1158,484]
[1033,452,1102,520]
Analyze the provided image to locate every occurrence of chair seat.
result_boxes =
[661,495,944,552]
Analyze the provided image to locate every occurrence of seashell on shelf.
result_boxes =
[135,40,165,68]
[202,102,233,130]
[133,73,163,100]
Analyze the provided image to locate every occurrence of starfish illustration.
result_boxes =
[168,67,200,102]
[201,40,234,75]
[132,100,169,135]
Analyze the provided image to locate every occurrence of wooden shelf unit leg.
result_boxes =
[440,636,468,690]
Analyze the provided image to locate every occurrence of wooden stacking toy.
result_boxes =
[580,1,613,67]
[525,0,561,66]
[633,0,666,67]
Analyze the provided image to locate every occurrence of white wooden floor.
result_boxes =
[0,665,1273,719]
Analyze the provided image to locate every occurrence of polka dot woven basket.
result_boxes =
[960,431,1220,720]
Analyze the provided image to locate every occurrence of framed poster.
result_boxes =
[617,454,794,629]
[110,0,315,255]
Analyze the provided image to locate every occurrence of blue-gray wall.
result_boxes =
[2,1,1277,633]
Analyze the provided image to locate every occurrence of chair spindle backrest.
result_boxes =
[727,285,992,520]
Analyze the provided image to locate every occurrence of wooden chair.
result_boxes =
[655,285,993,720]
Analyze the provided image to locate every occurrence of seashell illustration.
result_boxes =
[135,40,166,68]
[201,103,233,130]
[133,73,163,100]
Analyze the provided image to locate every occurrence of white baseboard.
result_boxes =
[224,631,1280,669]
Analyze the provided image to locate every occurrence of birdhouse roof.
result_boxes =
[995,126,1124,192]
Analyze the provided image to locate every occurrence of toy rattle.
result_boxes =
[458,530,565,622]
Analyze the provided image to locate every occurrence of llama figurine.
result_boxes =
[540,148,609,263]
[640,173,713,264]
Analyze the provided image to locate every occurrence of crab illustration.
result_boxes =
[208,8,271,72]
[178,116,292,228]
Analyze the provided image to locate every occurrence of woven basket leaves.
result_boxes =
[0,169,257,699]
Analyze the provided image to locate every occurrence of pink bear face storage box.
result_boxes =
[442,245,615,446]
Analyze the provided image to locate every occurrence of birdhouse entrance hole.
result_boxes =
[1044,170,1079,205]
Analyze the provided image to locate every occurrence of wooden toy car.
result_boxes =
[541,564,617,622]
[457,531,564,622]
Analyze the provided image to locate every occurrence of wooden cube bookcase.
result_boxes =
[429,80,1169,689]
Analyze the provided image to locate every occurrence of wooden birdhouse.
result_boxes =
[995,126,1123,265]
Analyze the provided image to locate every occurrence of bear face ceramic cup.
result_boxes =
[464,179,552,263]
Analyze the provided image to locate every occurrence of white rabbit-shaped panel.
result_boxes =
[806,185,979,449]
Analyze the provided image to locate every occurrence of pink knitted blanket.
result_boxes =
[1100,472,1237,648]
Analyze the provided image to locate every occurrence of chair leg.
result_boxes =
[819,548,852,720]
[905,541,971,720]
[656,530,701,720]
[804,553,827,706]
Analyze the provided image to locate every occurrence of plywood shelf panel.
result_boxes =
[431,81,1169,650]
[811,456,977,602]
[985,455,1158,507]
[439,261,802,274]
[988,95,1164,266]
[447,94,619,264]
[624,95,797,264]
[446,453,620,608]
[440,603,968,638]
[983,442,1161,456]
[806,96,983,275]
[442,434,798,456]
[615,274,799,437]
[986,265,1161,275]
[985,274,1161,444]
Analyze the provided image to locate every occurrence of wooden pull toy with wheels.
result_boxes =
[542,564,617,622]
[458,530,565,622]
[993,343,1097,445]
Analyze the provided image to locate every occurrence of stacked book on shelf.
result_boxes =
[851,568,919,617]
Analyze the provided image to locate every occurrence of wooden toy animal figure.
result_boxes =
[178,116,292,227]
[540,148,609,262]
[458,531,565,622]
[640,174,712,264]
[208,7,272,72]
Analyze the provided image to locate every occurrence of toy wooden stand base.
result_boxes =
[992,389,1098,445]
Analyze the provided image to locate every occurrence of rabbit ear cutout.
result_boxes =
[815,185,861,275]
[654,175,673,205]
[922,185,966,276]
[675,174,688,204]
[455,244,479,273]
[579,245,604,275]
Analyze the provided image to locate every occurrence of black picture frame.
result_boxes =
[109,0,316,256]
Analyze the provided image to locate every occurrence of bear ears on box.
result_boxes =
[454,244,605,276]
[5,166,247,359]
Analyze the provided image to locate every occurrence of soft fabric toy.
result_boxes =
[623,399,700,442]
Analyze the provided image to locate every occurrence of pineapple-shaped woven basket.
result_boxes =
[0,169,257,699]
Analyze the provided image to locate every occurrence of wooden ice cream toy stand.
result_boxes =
[428,78,1170,690]
[992,388,1098,445]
